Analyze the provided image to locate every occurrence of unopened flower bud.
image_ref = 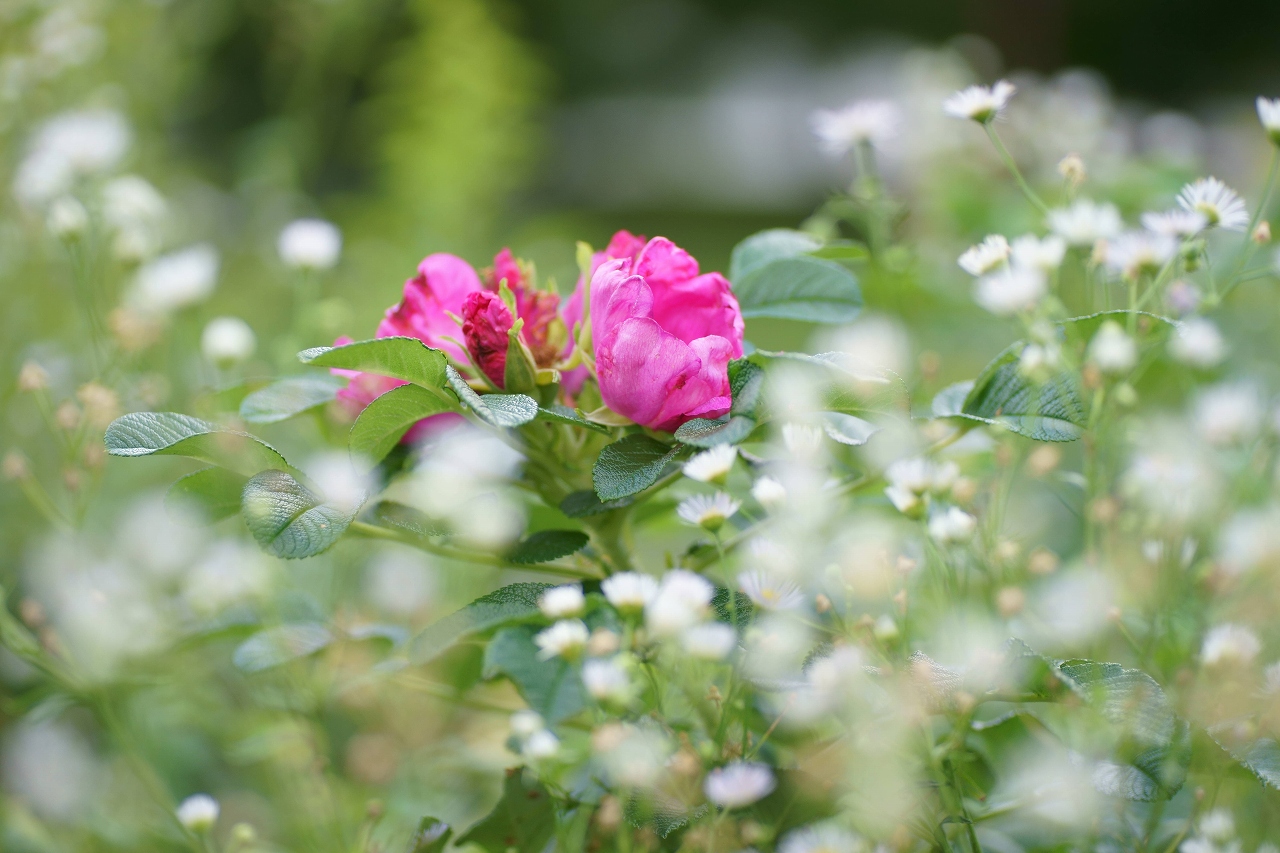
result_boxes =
[55,400,80,431]
[1026,445,1061,477]
[996,586,1025,617]
[1253,221,1271,244]
[1057,154,1086,188]
[177,794,219,833]
[17,361,48,391]
[231,823,257,844]
[3,451,30,481]
[1028,547,1059,575]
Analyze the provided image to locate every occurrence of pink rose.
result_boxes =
[378,253,482,362]
[560,230,650,396]
[461,290,514,388]
[589,236,745,431]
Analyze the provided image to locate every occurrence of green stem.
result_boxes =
[346,521,599,579]
[984,125,1049,216]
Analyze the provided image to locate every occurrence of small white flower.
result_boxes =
[646,570,715,637]
[683,444,736,482]
[1141,209,1207,237]
[278,218,342,270]
[1198,808,1235,843]
[929,506,976,544]
[1019,341,1061,375]
[1165,280,1202,316]
[46,195,87,238]
[1259,97,1280,145]
[523,729,560,759]
[704,761,776,809]
[176,794,219,832]
[676,492,740,532]
[781,423,825,460]
[103,175,166,230]
[943,80,1016,123]
[811,99,902,154]
[14,109,131,206]
[751,476,787,509]
[1178,177,1249,231]
[601,572,659,612]
[885,484,921,513]
[1010,234,1067,271]
[974,266,1046,316]
[1087,321,1136,375]
[201,317,256,364]
[539,584,585,618]
[1194,382,1263,446]
[957,234,1010,276]
[1169,317,1226,368]
[534,619,589,660]
[738,570,805,611]
[131,244,219,313]
[1201,623,1261,666]
[1047,199,1123,246]
[682,622,737,660]
[582,658,631,702]
[778,823,866,853]
[510,710,544,737]
[1104,231,1176,280]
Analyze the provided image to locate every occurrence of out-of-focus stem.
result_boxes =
[984,125,1049,216]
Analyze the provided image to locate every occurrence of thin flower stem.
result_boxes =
[1219,147,1279,301]
[984,125,1050,216]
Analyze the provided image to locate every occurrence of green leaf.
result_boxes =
[239,375,344,424]
[506,530,589,564]
[536,404,609,433]
[298,336,449,390]
[820,412,879,445]
[368,501,449,537]
[241,470,358,559]
[483,625,587,722]
[233,623,333,672]
[808,240,870,262]
[559,490,634,518]
[409,582,553,664]
[503,327,539,396]
[1209,721,1280,789]
[931,382,974,418]
[593,434,680,501]
[959,343,1087,442]
[729,228,823,282]
[105,412,292,478]
[728,358,766,417]
[350,383,457,464]
[445,366,538,427]
[165,467,248,522]
[409,817,452,853]
[673,416,756,448]
[455,769,556,853]
[733,255,862,323]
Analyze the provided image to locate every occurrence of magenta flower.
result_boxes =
[377,253,482,362]
[461,290,513,388]
[589,236,744,431]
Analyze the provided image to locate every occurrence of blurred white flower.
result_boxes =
[1104,231,1176,279]
[751,476,787,510]
[777,823,866,853]
[820,314,912,378]
[595,724,671,788]
[201,317,256,364]
[1169,317,1226,368]
[781,423,825,461]
[1194,382,1263,446]
[103,175,166,260]
[534,619,589,660]
[645,570,715,637]
[185,540,272,615]
[704,761,776,809]
[1201,624,1261,666]
[539,584,585,618]
[743,614,813,681]
[1164,280,1203,317]
[1218,506,1280,575]
[304,452,372,515]
[1010,234,1067,271]
[177,794,219,832]
[131,244,219,313]
[957,234,1010,276]
[1125,425,1222,525]
[602,572,658,612]
[1198,808,1236,844]
[1047,199,1122,246]
[943,80,1016,123]
[811,100,902,154]
[14,109,130,206]
[32,8,104,74]
[1141,209,1206,237]
[364,549,435,616]
[1178,177,1248,231]
[1260,97,1280,145]
[278,218,342,270]
[676,492,740,531]
[1086,321,1137,374]
[2,720,100,821]
[46,195,87,238]
[929,506,976,544]
[683,445,736,482]
[738,569,804,611]
[523,729,560,759]
[682,622,737,660]
[1028,570,1114,649]
[509,710,544,737]
[407,427,525,548]
[974,266,1046,316]
[583,658,631,702]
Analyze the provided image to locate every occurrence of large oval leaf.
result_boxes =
[674,416,756,448]
[445,366,538,428]
[729,228,823,282]
[239,375,344,424]
[350,383,458,464]
[233,623,333,672]
[166,467,248,522]
[733,255,862,323]
[409,582,553,663]
[593,434,680,501]
[959,342,1086,442]
[506,530,589,564]
[483,625,587,723]
[105,412,292,477]
[241,470,358,559]
[299,336,448,390]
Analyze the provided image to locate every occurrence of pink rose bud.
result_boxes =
[377,253,482,362]
[461,290,515,388]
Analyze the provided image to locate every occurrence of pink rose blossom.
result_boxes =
[461,290,514,388]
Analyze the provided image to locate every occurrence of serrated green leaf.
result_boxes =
[105,412,293,477]
[166,467,248,522]
[233,623,332,672]
[673,416,756,448]
[728,358,766,417]
[1209,721,1280,789]
[368,501,450,537]
[455,769,555,853]
[409,817,452,853]
[729,228,823,282]
[241,470,358,559]
[445,366,538,427]
[734,255,862,323]
[298,336,449,390]
[239,375,345,424]
[410,582,553,664]
[931,381,975,418]
[960,342,1086,442]
[506,530,589,564]
[536,405,609,433]
[593,434,680,501]
[820,412,879,445]
[483,625,587,722]
[350,383,457,464]
[559,490,633,518]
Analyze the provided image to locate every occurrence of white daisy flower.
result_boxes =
[601,572,659,612]
[1046,199,1123,246]
[533,619,589,660]
[278,218,342,270]
[974,266,1046,316]
[1201,623,1261,666]
[1257,97,1280,145]
[1141,209,1207,237]
[957,234,1010,276]
[176,795,219,832]
[704,761,776,809]
[201,317,256,365]
[682,444,737,482]
[943,80,1016,123]
[539,584,585,618]
[810,99,902,154]
[737,569,805,611]
[751,476,787,510]
[928,506,976,544]
[676,492,740,532]
[645,570,715,637]
[682,622,737,660]
[1010,234,1067,271]
[1169,317,1226,368]
[1104,231,1176,279]
[523,729,560,759]
[781,423,825,460]
[582,658,632,703]
[778,823,867,853]
[1178,177,1249,231]
[1086,322,1136,375]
